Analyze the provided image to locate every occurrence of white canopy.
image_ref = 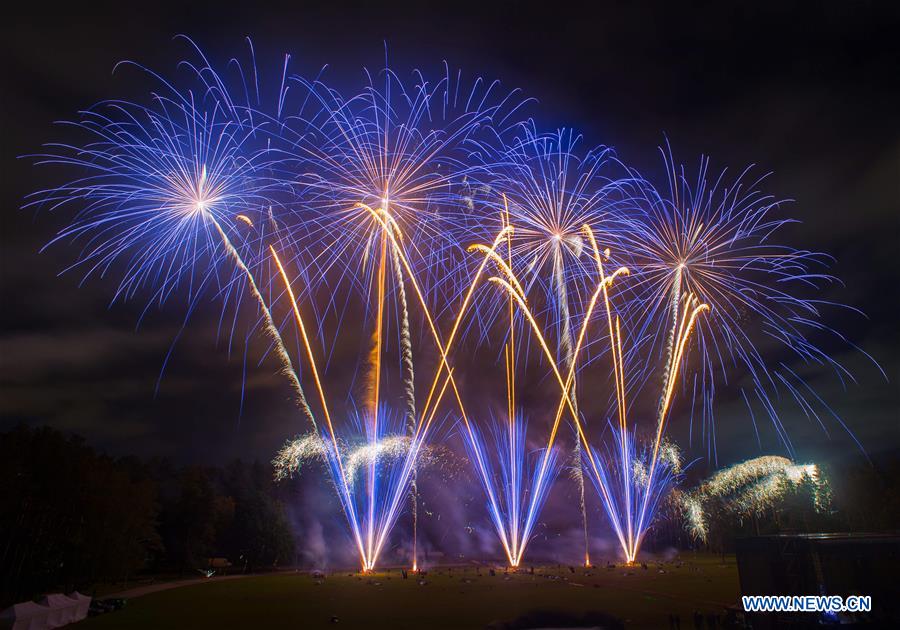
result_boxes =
[64,593,91,623]
[37,595,77,629]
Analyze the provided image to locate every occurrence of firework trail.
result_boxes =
[656,263,683,428]
[460,411,561,566]
[270,247,371,566]
[366,230,388,566]
[533,224,707,563]
[632,292,708,559]
[267,208,516,571]
[390,244,419,568]
[359,212,521,569]
[553,251,590,566]
[212,217,316,428]
[587,430,683,555]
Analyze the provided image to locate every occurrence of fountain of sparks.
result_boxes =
[676,455,830,542]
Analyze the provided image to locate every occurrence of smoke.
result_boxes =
[279,457,629,570]
[272,387,634,570]
[302,518,328,569]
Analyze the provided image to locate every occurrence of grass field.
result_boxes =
[77,553,740,629]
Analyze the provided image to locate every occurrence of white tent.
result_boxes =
[37,595,76,629]
[64,594,90,623]
[0,601,51,630]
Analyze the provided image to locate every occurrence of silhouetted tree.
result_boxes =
[0,426,159,605]
[219,460,294,572]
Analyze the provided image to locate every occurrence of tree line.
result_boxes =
[0,425,295,607]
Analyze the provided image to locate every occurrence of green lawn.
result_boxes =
[78,554,739,629]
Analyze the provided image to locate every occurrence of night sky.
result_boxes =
[3,1,898,479]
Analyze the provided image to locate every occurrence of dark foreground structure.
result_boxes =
[736,533,900,628]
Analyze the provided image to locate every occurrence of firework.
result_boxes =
[273,432,328,481]
[274,430,445,496]
[29,83,268,302]
[584,227,705,563]
[479,222,706,563]
[26,38,875,572]
[277,63,527,301]
[267,209,520,571]
[466,126,631,565]
[475,225,639,562]
[452,221,564,566]
[24,41,331,426]
[460,412,561,567]
[677,455,830,541]
[615,143,879,462]
[269,66,526,569]
[587,431,684,552]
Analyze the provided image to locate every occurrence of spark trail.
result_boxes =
[211,215,316,430]
[553,247,590,566]
[390,241,419,569]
